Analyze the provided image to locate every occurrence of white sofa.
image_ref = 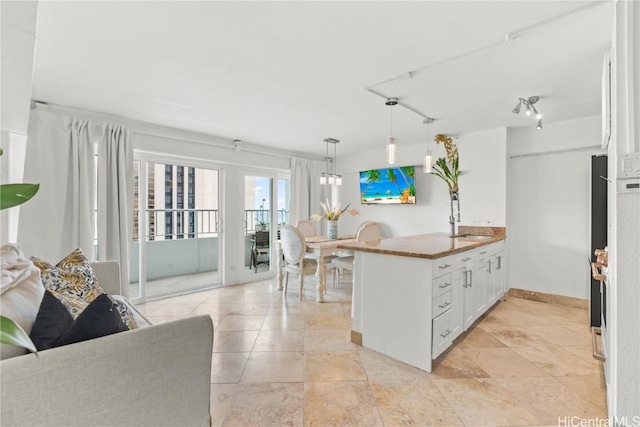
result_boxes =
[0,261,214,427]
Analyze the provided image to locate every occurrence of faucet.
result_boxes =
[449,192,460,237]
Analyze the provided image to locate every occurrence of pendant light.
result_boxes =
[319,138,342,186]
[386,98,398,164]
[423,117,435,173]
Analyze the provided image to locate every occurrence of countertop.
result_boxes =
[337,231,506,260]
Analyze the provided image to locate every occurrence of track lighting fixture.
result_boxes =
[320,138,342,186]
[512,96,543,130]
[386,98,398,164]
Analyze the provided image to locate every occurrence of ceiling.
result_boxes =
[29,1,614,158]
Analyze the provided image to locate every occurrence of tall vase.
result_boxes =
[327,220,338,240]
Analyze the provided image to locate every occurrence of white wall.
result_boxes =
[608,0,640,418]
[506,115,604,300]
[336,128,507,238]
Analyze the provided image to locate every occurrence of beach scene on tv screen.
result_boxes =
[360,166,416,205]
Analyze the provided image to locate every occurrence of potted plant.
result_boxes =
[0,148,40,353]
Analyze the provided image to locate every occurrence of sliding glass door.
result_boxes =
[131,156,221,301]
[241,171,289,282]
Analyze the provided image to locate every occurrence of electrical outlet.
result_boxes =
[482,219,495,226]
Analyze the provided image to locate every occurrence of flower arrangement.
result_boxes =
[311,200,359,222]
[431,134,459,193]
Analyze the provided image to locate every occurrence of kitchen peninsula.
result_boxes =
[338,227,506,373]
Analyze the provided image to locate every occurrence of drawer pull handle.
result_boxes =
[480,251,488,255]
[439,264,451,269]
[440,329,452,338]
[438,282,451,288]
[462,257,472,262]
[438,302,451,309]
[591,327,606,362]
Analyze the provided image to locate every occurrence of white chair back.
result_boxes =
[295,220,317,237]
[357,221,381,243]
[280,225,307,264]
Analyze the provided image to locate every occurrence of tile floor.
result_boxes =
[136,274,607,427]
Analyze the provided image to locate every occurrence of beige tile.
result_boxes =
[433,378,541,426]
[241,351,304,383]
[468,347,549,378]
[301,301,344,315]
[261,314,305,330]
[189,303,237,317]
[135,302,197,317]
[305,329,355,351]
[210,383,236,427]
[494,376,608,424]
[212,330,259,353]
[371,379,463,426]
[210,352,249,384]
[481,304,558,327]
[222,383,303,427]
[359,349,429,382]
[253,329,305,352]
[455,325,507,353]
[560,345,604,367]
[480,324,554,348]
[304,382,383,426]
[529,325,592,347]
[556,374,608,413]
[513,345,602,377]
[227,302,271,316]
[304,313,350,330]
[216,314,265,331]
[431,347,491,380]
[305,350,366,382]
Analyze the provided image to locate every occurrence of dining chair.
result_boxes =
[280,225,334,300]
[331,221,381,287]
[295,220,317,237]
[250,230,270,273]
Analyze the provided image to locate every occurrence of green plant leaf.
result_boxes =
[0,316,37,354]
[0,183,40,210]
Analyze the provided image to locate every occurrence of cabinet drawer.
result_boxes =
[432,290,452,318]
[432,309,454,359]
[433,273,453,298]
[433,258,453,277]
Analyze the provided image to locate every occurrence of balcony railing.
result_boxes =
[134,208,290,241]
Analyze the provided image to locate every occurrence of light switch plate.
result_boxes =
[619,152,640,178]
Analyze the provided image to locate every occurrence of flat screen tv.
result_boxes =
[359,166,416,205]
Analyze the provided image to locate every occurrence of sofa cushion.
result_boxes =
[29,291,128,350]
[0,243,45,360]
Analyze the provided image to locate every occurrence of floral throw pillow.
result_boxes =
[31,248,104,319]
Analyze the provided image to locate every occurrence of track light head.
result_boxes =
[512,99,522,114]
[536,119,543,130]
[385,97,399,106]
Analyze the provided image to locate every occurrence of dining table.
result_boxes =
[276,234,356,302]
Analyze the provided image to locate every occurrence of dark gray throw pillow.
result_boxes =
[29,291,128,351]
[29,290,73,351]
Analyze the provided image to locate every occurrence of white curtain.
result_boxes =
[97,123,134,297]
[289,157,326,226]
[18,107,95,262]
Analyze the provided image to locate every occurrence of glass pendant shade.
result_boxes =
[319,174,326,185]
[335,176,342,186]
[423,151,432,173]
[387,136,397,164]
[328,175,335,185]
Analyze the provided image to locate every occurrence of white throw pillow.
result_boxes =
[0,243,45,360]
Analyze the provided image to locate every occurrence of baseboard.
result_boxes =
[350,330,363,346]
[506,288,588,310]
